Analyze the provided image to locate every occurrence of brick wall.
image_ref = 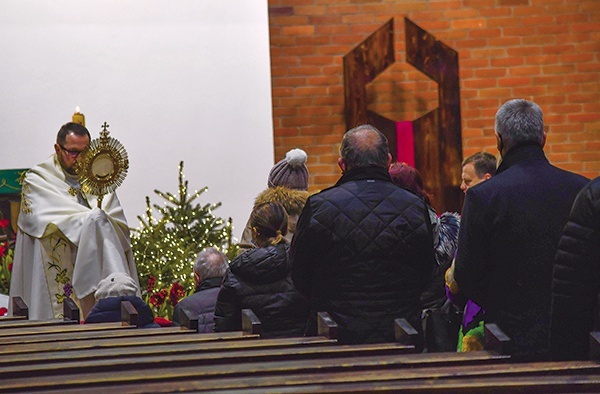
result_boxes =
[268,0,600,193]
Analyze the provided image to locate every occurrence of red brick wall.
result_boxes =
[268,0,600,193]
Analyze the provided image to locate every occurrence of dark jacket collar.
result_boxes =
[496,143,547,175]
[195,276,223,293]
[335,166,392,186]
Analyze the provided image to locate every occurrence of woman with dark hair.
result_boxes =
[214,202,308,338]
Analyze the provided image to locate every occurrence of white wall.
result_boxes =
[0,1,274,241]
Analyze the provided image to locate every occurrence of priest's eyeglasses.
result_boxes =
[59,144,84,158]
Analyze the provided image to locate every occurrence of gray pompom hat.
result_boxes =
[268,148,309,190]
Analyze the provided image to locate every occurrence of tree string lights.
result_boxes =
[131,161,238,319]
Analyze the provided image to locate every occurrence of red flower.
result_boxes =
[169,282,185,306]
[149,289,167,307]
[8,263,12,272]
[0,307,7,316]
[0,243,6,257]
[0,219,9,229]
[147,275,156,293]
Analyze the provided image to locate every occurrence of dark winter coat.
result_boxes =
[290,166,435,347]
[454,144,588,360]
[84,295,159,328]
[214,242,308,338]
[551,176,600,360]
[172,277,223,333]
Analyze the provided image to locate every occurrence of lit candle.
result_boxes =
[72,106,85,126]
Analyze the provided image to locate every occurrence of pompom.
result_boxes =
[285,148,307,168]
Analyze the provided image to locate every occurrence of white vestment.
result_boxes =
[9,154,139,319]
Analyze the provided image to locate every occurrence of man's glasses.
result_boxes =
[59,144,84,158]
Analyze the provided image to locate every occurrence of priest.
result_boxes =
[10,122,139,320]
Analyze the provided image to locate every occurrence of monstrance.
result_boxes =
[74,122,129,208]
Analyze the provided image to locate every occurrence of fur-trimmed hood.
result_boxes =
[253,186,310,216]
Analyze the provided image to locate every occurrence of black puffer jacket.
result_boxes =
[214,243,308,338]
[551,176,600,360]
[290,166,435,347]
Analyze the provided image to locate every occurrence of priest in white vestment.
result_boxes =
[9,122,139,320]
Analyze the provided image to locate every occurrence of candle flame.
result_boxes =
[75,105,81,113]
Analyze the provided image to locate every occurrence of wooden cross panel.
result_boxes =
[343,18,463,213]
[406,18,462,213]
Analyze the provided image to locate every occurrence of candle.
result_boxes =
[72,106,85,126]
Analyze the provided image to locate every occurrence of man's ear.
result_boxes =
[387,153,392,167]
[541,131,547,148]
[194,272,200,285]
[495,133,503,156]
[337,157,346,173]
[54,143,60,156]
[484,173,492,181]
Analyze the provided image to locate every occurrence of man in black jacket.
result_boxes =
[290,124,435,348]
[551,176,600,360]
[454,99,589,361]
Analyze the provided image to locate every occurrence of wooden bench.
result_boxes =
[7,308,586,394]
[0,312,512,393]
[0,299,172,344]
[0,296,28,322]
[0,296,79,328]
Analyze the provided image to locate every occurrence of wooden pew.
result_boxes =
[0,300,164,344]
[0,312,510,393]
[0,335,336,369]
[81,360,600,393]
[7,309,590,394]
[0,296,28,321]
[0,343,514,391]
[0,296,79,328]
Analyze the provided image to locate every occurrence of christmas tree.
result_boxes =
[132,161,238,319]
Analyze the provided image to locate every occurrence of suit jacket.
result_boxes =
[454,144,588,360]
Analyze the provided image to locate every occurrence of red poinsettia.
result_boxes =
[169,282,185,307]
[0,219,9,229]
[149,288,168,307]
[147,275,156,293]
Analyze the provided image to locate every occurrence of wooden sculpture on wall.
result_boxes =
[343,17,462,213]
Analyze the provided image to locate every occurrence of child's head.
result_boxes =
[94,272,139,302]
[250,202,288,247]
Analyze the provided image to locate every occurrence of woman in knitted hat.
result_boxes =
[239,148,310,252]
[215,202,308,337]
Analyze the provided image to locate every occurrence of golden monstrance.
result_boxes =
[74,122,129,208]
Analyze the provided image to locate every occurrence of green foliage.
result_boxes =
[0,246,13,295]
[0,216,14,296]
[131,161,238,319]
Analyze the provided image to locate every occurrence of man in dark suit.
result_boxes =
[454,99,589,361]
